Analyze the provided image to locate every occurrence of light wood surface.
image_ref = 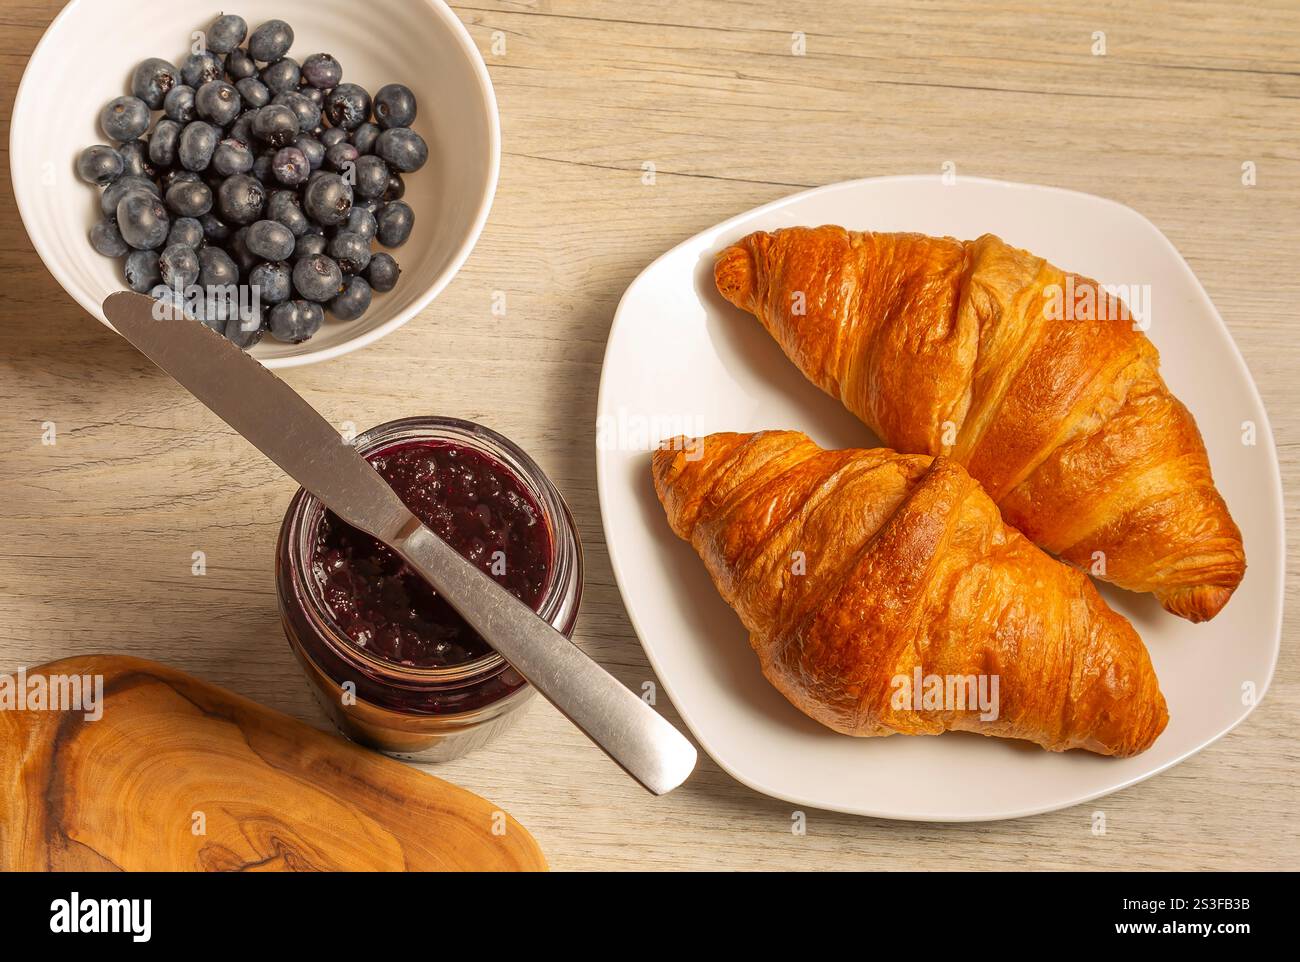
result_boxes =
[0,656,546,871]
[2,0,1296,871]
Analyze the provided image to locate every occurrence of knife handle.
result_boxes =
[393,518,697,795]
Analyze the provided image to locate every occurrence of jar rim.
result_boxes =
[281,415,583,686]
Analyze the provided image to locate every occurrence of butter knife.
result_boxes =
[102,291,697,795]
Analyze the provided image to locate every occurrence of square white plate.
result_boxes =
[595,175,1284,821]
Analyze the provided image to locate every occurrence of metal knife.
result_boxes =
[103,291,697,796]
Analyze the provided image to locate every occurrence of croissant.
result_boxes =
[715,227,1245,622]
[652,430,1168,756]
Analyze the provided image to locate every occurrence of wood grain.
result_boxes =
[0,656,547,871]
[1,0,1297,871]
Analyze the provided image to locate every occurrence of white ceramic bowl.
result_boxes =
[11,0,499,368]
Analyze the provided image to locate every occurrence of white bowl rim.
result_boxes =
[10,0,500,369]
[595,173,1286,821]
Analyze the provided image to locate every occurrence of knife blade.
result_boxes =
[103,291,697,795]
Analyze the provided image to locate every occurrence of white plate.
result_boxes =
[595,175,1284,821]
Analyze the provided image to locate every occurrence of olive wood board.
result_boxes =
[0,655,546,871]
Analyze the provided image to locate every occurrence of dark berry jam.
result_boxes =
[310,440,552,668]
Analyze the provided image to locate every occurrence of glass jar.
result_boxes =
[276,416,582,761]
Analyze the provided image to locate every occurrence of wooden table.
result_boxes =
[2,0,1296,871]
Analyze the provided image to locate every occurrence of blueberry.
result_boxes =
[227,111,258,145]
[293,232,327,259]
[294,135,325,171]
[251,104,300,147]
[324,83,370,130]
[161,84,195,123]
[319,127,348,148]
[261,58,300,94]
[249,260,292,303]
[299,300,326,332]
[375,128,427,173]
[178,121,219,171]
[144,119,178,167]
[199,212,231,244]
[269,299,324,343]
[384,172,405,201]
[293,253,343,301]
[181,51,224,88]
[100,96,150,142]
[366,252,400,292]
[302,172,352,226]
[117,192,170,250]
[124,249,162,292]
[350,122,380,155]
[249,19,294,63]
[189,283,230,329]
[264,146,305,186]
[328,231,371,274]
[101,175,159,218]
[235,77,271,109]
[158,243,200,289]
[272,91,321,131]
[300,53,342,89]
[373,84,417,129]
[161,168,201,190]
[167,216,204,249]
[228,226,258,275]
[217,173,266,224]
[77,145,123,186]
[172,167,206,187]
[225,312,264,348]
[194,81,241,125]
[298,85,324,107]
[252,151,275,183]
[343,206,377,241]
[246,219,296,261]
[90,218,129,257]
[194,247,236,289]
[225,47,258,81]
[207,14,248,55]
[131,58,179,110]
[116,140,153,179]
[165,179,213,217]
[355,196,381,216]
[329,275,371,320]
[352,155,389,199]
[267,189,308,236]
[265,299,300,339]
[324,143,359,177]
[212,137,255,176]
[375,200,414,247]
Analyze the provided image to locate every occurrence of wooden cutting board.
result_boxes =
[0,655,546,871]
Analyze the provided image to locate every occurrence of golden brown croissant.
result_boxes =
[715,227,1245,622]
[652,430,1168,756]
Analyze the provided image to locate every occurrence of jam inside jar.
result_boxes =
[276,416,583,760]
[311,440,553,669]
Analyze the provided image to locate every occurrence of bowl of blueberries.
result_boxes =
[11,1,499,367]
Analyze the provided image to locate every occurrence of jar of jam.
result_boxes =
[276,416,582,761]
